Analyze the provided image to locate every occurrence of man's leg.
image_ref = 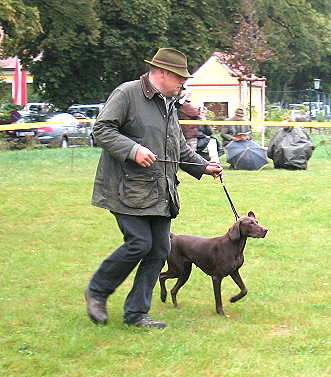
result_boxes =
[123,216,171,326]
[86,214,154,324]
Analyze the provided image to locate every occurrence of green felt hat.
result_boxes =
[145,48,192,78]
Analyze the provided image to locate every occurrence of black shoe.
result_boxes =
[125,315,167,329]
[85,289,108,325]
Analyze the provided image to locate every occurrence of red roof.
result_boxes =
[213,52,265,82]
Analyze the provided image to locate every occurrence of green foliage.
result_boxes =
[315,112,326,122]
[18,0,102,109]
[1,135,42,151]
[166,0,225,71]
[256,0,331,99]
[2,0,331,107]
[265,106,291,121]
[96,0,171,95]
[0,101,22,123]
[0,0,42,57]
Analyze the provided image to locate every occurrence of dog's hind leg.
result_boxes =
[170,262,192,307]
[212,275,225,315]
[160,253,188,303]
[160,269,178,303]
[229,269,248,303]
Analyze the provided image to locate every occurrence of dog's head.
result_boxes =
[228,211,268,241]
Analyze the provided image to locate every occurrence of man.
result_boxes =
[85,48,223,329]
[220,107,251,147]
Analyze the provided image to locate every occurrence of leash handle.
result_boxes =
[220,177,240,221]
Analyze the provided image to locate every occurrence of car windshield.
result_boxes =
[16,114,48,123]
[16,113,78,126]
[46,113,79,126]
[68,104,104,118]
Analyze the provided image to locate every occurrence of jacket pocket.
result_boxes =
[118,175,158,209]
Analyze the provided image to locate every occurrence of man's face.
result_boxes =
[161,70,187,97]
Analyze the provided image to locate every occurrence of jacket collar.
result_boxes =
[140,73,180,114]
[140,72,159,100]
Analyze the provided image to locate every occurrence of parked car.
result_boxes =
[288,104,310,122]
[302,101,330,119]
[67,104,104,147]
[18,102,55,116]
[67,103,104,120]
[5,112,93,148]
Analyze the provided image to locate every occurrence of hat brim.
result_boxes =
[144,59,193,78]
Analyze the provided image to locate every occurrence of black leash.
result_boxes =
[156,159,240,220]
[220,177,240,220]
[156,159,206,166]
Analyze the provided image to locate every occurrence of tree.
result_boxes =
[219,1,272,119]
[256,0,331,103]
[3,0,331,107]
[16,0,102,108]
[93,0,171,96]
[225,2,273,75]
[9,0,239,107]
[15,0,174,108]
[165,0,225,72]
[0,0,42,57]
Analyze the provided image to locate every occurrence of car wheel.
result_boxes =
[61,138,69,148]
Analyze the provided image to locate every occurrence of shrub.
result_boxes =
[265,106,291,121]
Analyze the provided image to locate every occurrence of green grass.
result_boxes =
[1,143,330,377]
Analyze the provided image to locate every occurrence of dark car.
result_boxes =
[5,112,93,148]
[67,104,105,147]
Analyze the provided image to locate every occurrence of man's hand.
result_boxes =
[205,162,224,179]
[135,146,157,167]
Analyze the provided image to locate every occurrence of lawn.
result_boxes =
[0,141,330,377]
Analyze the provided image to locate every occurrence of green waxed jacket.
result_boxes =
[91,73,208,218]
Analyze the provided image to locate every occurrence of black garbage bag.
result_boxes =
[267,127,314,170]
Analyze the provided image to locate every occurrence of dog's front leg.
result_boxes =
[229,269,248,303]
[212,276,224,315]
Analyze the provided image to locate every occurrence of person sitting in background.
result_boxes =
[177,90,200,151]
[178,96,221,162]
[220,107,251,147]
[10,109,22,123]
[197,106,222,162]
[267,117,314,170]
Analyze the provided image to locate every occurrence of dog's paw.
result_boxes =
[230,291,247,302]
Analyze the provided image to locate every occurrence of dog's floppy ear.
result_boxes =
[228,220,241,241]
[248,211,255,218]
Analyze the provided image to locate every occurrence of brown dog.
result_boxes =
[159,211,268,316]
